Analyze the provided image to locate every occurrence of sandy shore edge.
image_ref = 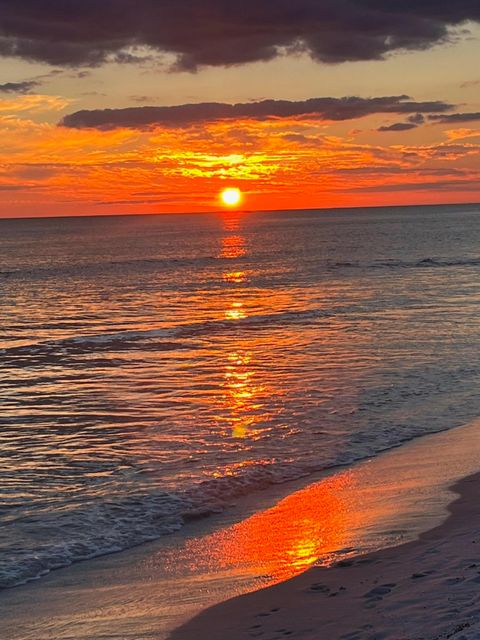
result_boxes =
[171,471,480,640]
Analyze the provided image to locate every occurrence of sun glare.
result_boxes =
[220,187,242,207]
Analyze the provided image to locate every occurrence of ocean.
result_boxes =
[2,202,480,589]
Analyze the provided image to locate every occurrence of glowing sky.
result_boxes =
[0,2,479,217]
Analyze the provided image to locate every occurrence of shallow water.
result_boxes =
[2,203,480,586]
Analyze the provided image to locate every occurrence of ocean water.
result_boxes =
[2,203,480,588]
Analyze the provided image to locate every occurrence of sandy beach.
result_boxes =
[173,469,480,640]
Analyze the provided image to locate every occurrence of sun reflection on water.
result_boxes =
[220,351,266,438]
[220,235,246,259]
[215,218,270,440]
[225,301,246,321]
[223,271,246,283]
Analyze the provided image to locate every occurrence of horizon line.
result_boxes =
[0,200,479,222]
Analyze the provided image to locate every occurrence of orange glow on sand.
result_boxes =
[181,469,369,587]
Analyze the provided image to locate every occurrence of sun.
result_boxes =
[220,187,242,207]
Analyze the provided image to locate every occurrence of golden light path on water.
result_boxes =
[214,211,298,443]
[220,214,263,439]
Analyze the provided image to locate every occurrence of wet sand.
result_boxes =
[3,420,480,640]
[172,471,480,640]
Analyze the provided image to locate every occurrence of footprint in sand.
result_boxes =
[363,583,397,607]
[364,585,395,598]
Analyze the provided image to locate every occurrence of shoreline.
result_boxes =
[172,470,480,640]
[4,420,480,639]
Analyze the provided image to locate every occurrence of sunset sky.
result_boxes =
[0,2,479,217]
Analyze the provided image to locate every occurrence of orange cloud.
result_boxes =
[0,94,71,114]
[0,100,479,217]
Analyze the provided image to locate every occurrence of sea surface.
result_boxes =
[2,203,480,589]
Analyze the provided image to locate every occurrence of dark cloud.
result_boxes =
[61,95,453,130]
[430,112,480,124]
[0,2,479,69]
[0,80,39,93]
[407,113,425,124]
[378,122,418,132]
[378,112,426,131]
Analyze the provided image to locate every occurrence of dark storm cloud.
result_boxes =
[61,96,453,130]
[0,2,479,69]
[0,80,39,93]
[430,112,480,124]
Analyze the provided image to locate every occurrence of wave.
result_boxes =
[326,256,480,270]
[0,460,313,589]
[0,307,326,361]
[3,253,480,283]
[0,491,191,589]
[0,267,471,358]
[0,254,239,281]
[0,414,459,589]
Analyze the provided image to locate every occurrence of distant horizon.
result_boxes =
[1,199,479,222]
